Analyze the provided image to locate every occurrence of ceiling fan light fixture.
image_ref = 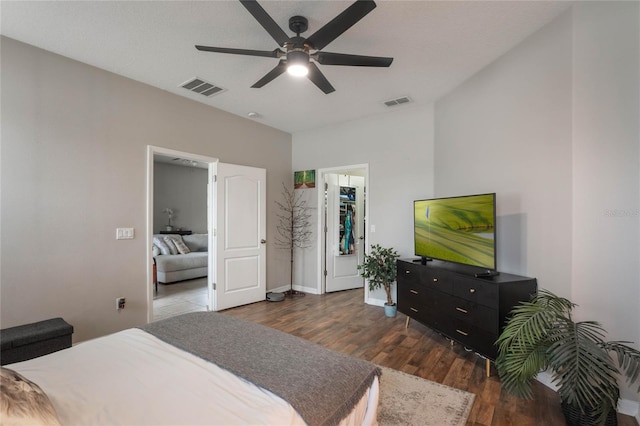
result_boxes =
[287,63,309,77]
[286,50,309,77]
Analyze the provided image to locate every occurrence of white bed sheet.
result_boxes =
[10,328,379,426]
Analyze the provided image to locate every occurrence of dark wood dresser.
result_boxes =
[397,258,537,375]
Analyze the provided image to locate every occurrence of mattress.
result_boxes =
[8,328,379,425]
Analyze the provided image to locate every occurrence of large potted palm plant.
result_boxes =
[358,244,400,317]
[495,289,640,426]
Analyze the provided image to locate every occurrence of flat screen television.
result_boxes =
[414,193,496,271]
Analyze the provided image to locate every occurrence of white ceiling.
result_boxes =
[1,0,571,134]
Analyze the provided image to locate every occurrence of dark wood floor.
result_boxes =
[224,288,638,426]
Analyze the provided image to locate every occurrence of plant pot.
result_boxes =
[561,401,617,426]
[165,226,173,231]
[384,303,397,318]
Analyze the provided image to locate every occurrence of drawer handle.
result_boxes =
[405,270,411,274]
[456,329,469,336]
[456,307,468,314]
[410,289,418,295]
[433,278,438,283]
[469,288,476,294]
[410,307,418,313]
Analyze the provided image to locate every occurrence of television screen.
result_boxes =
[414,193,496,270]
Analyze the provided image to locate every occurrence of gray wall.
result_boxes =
[294,3,639,409]
[436,3,639,405]
[435,10,573,289]
[293,104,435,302]
[154,163,207,234]
[1,37,292,342]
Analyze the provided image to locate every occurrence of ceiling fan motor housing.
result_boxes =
[289,16,308,35]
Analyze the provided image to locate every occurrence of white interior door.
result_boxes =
[213,163,266,310]
[325,173,365,292]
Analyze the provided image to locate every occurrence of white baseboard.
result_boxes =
[365,297,385,307]
[618,398,640,419]
[536,371,639,418]
[535,371,558,392]
[268,285,290,294]
[297,285,320,295]
[267,285,320,295]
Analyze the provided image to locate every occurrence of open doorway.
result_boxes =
[146,146,217,323]
[146,147,268,323]
[316,165,368,298]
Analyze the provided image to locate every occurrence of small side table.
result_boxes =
[159,230,192,235]
[153,261,158,293]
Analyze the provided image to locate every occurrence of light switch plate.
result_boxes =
[116,228,134,240]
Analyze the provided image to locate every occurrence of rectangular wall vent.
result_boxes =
[383,96,412,107]
[180,78,225,97]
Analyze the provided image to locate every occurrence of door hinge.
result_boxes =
[324,270,328,277]
[213,283,216,290]
[325,182,328,191]
[213,175,217,182]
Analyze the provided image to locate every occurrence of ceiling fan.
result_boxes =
[195,0,393,94]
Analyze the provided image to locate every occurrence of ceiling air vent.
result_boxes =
[180,77,225,97]
[383,96,412,107]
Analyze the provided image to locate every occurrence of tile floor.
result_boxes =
[153,277,209,321]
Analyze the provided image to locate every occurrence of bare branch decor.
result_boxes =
[275,182,313,296]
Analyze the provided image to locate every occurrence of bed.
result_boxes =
[1,312,380,426]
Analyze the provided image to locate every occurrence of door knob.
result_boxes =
[261,239,267,244]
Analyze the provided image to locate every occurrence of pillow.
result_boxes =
[153,236,171,256]
[152,245,161,257]
[163,237,178,255]
[0,367,61,426]
[168,236,191,254]
[182,234,208,252]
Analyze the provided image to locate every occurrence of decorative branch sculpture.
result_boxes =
[275,183,313,296]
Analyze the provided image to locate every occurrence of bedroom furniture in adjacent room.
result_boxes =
[0,318,73,365]
[153,233,208,284]
[159,230,192,235]
[397,259,537,376]
[3,312,379,425]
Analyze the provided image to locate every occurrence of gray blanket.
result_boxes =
[140,312,380,426]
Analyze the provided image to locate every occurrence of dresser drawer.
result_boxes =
[420,268,453,294]
[440,293,498,334]
[397,261,454,294]
[437,317,499,359]
[452,277,497,307]
[397,262,422,286]
[398,286,438,324]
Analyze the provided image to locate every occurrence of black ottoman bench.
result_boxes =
[0,318,73,365]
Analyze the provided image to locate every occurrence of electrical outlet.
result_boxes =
[116,297,126,311]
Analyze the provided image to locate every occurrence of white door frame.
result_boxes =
[145,146,218,323]
[315,164,369,300]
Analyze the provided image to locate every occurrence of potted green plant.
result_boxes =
[357,244,400,317]
[495,289,640,426]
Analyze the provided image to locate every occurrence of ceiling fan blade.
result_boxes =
[314,51,393,67]
[196,45,283,59]
[307,63,335,94]
[306,0,377,51]
[251,60,287,88]
[239,0,290,47]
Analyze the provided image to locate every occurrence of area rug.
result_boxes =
[377,366,475,426]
